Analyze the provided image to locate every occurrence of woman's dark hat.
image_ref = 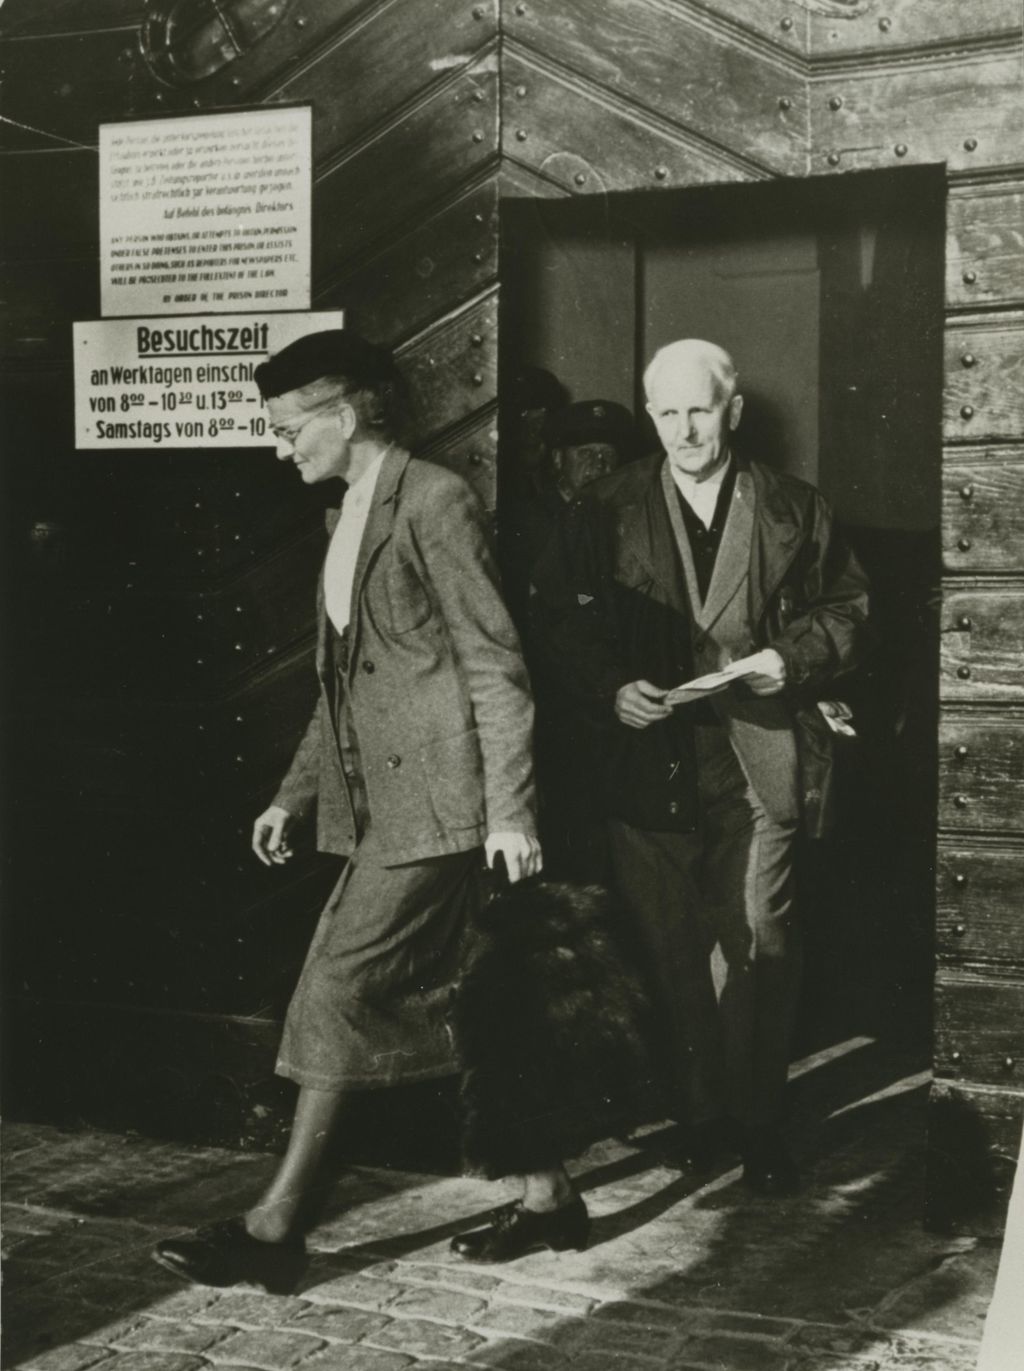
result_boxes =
[255,329,399,400]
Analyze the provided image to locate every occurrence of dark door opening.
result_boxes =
[499,166,946,1057]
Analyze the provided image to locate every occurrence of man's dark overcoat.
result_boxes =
[533,453,870,838]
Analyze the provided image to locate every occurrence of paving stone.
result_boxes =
[675,1334,790,1369]
[102,1357,206,1371]
[386,1286,487,1323]
[490,1282,596,1316]
[581,1319,679,1352]
[470,1303,569,1342]
[368,1316,486,1360]
[467,1341,571,1369]
[205,1330,325,1369]
[591,1301,684,1331]
[708,1312,798,1341]
[396,1262,501,1294]
[194,1294,312,1327]
[17,1346,114,1371]
[143,1287,224,1320]
[285,1307,392,1343]
[106,1319,235,1354]
[302,1274,404,1310]
[302,1350,413,1371]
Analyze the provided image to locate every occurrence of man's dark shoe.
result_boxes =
[450,1196,589,1263]
[666,1117,742,1173]
[742,1131,799,1196]
[152,1218,306,1292]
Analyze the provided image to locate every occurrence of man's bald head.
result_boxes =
[643,339,738,404]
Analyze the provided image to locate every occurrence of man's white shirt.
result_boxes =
[324,450,387,634]
[670,457,731,529]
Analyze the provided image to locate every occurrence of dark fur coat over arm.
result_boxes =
[453,877,653,1179]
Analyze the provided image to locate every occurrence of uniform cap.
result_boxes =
[544,399,637,456]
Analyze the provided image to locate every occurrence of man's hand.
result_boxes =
[742,648,787,697]
[615,679,673,729]
[485,831,543,884]
[252,804,294,867]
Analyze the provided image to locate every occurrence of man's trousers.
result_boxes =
[607,724,801,1131]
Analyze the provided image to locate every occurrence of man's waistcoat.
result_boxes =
[660,462,798,824]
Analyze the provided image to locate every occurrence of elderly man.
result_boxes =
[535,339,870,1192]
[154,330,587,1285]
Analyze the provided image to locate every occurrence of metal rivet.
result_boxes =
[469,452,483,466]
[778,97,792,112]
[960,404,974,420]
[951,1050,962,1063]
[780,16,794,30]
[957,537,972,552]
[232,78,241,88]
[963,269,977,285]
[960,483,974,500]
[954,872,968,886]
[471,372,484,386]
[387,754,401,769]
[234,643,244,652]
[574,172,586,186]
[472,4,485,17]
[472,131,484,144]
[473,251,485,263]
[964,137,978,152]
[879,16,892,31]
[827,152,841,167]
[957,614,972,629]
[957,665,972,680]
[471,332,484,346]
[953,923,967,937]
[961,353,976,368]
[295,14,306,26]
[894,143,908,157]
[515,85,527,98]
[515,128,528,141]
[829,96,843,111]
[472,90,484,104]
[954,745,969,760]
[362,660,375,674]
[515,1,527,13]
[954,794,969,809]
[654,165,668,180]
[1004,1057,1015,1071]
[154,93,164,103]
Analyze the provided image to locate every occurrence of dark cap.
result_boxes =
[255,328,399,400]
[545,399,637,456]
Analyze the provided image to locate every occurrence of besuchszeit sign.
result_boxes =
[73,311,343,450]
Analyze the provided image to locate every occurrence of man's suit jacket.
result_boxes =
[533,453,870,838]
[274,449,537,865]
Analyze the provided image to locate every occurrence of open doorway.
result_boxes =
[498,166,946,1059]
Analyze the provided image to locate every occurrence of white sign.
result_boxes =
[73,311,343,449]
[100,107,311,317]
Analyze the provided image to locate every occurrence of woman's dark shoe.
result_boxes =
[152,1217,306,1292]
[450,1196,590,1263]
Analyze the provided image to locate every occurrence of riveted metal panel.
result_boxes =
[942,452,1024,571]
[941,582,1024,701]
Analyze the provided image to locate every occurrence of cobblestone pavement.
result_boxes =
[2,1038,1000,1371]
